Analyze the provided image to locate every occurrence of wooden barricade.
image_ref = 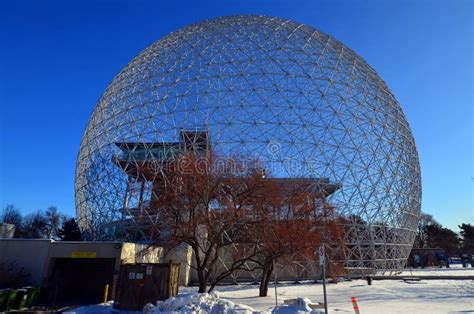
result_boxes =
[114,263,180,311]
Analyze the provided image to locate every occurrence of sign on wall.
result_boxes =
[71,251,97,258]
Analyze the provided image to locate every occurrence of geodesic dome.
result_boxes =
[75,15,421,271]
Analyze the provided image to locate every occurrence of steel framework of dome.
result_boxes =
[75,15,421,273]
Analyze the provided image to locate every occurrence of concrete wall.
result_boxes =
[163,244,193,286]
[132,243,163,264]
[49,241,123,259]
[0,239,53,285]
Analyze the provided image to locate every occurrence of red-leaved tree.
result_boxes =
[146,151,346,294]
[248,180,345,296]
[149,153,269,292]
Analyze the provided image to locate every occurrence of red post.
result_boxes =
[351,297,360,314]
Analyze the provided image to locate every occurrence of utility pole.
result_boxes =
[319,245,328,313]
[273,260,278,307]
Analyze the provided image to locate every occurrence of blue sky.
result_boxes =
[0,0,472,231]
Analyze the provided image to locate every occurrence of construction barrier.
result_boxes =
[114,263,180,311]
[351,296,360,314]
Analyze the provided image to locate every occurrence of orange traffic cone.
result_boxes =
[351,296,360,314]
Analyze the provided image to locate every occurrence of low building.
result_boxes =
[0,239,163,304]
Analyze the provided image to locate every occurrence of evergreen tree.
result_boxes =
[459,223,474,253]
[425,223,459,257]
[58,218,82,241]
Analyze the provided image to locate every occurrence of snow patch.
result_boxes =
[270,297,324,314]
[144,292,256,314]
[64,301,129,314]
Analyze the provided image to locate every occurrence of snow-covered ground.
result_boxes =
[214,278,473,313]
[380,265,473,277]
[68,268,474,314]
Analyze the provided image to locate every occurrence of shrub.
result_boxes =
[0,261,32,289]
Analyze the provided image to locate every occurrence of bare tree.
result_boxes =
[1,204,22,227]
[45,206,65,239]
[149,154,269,293]
[1,204,23,237]
[22,211,48,239]
[413,212,438,248]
